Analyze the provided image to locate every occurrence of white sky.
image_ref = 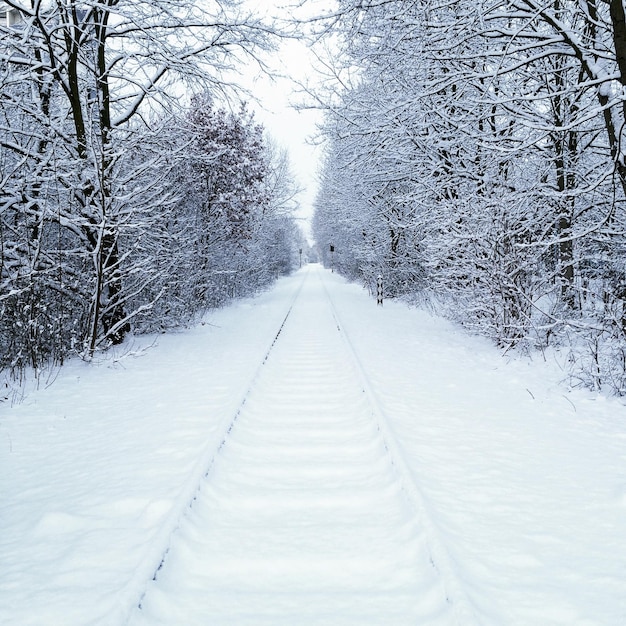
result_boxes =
[249,40,324,231]
[239,0,334,236]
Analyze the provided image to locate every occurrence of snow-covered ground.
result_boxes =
[2,264,626,625]
[129,268,454,625]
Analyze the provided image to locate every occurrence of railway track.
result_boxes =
[126,267,472,625]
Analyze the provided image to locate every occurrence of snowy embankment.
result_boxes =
[0,277,301,625]
[331,277,626,624]
[1,264,626,625]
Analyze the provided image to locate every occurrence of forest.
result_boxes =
[5,0,626,395]
[0,0,301,379]
[312,0,626,394]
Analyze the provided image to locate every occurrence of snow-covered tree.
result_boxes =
[130,95,300,331]
[0,0,277,371]
[311,0,626,391]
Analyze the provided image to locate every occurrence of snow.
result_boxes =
[2,264,626,625]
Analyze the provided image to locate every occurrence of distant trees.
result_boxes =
[312,0,626,393]
[137,95,300,330]
[1,1,299,376]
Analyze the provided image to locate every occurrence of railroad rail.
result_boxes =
[125,267,475,625]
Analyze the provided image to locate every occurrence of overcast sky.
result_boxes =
[240,0,334,238]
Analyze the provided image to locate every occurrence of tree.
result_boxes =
[130,95,301,331]
[1,0,276,371]
[311,0,626,390]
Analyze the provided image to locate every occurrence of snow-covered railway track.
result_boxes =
[127,269,462,625]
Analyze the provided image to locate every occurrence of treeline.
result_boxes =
[0,1,300,377]
[312,0,626,394]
